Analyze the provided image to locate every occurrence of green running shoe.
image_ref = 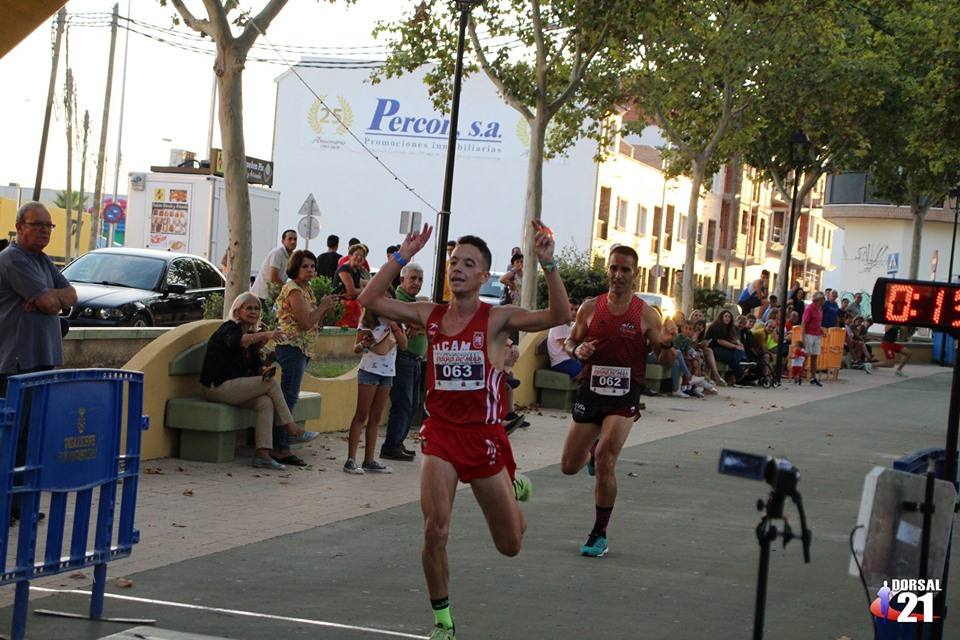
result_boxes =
[513,473,532,502]
[580,534,609,557]
[429,623,456,639]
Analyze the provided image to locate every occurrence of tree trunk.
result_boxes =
[909,199,930,280]
[681,160,706,314]
[75,110,89,255]
[217,55,253,316]
[519,115,547,310]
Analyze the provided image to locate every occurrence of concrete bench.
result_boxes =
[534,369,577,409]
[163,341,323,462]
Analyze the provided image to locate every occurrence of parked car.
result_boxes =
[479,272,506,306]
[61,248,225,327]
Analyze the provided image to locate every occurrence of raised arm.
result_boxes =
[357,223,436,328]
[499,220,571,333]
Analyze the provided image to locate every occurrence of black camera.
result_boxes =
[718,448,800,497]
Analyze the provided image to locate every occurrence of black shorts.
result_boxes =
[571,386,642,424]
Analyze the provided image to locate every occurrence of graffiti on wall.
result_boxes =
[844,243,890,274]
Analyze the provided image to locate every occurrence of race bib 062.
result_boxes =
[433,350,485,390]
[589,365,631,397]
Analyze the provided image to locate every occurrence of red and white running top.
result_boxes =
[424,302,506,427]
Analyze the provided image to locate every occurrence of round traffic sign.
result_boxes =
[102,203,125,224]
[298,215,321,240]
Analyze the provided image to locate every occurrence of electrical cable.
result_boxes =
[244,15,440,213]
[849,524,880,636]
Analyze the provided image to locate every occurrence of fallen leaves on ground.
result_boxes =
[826,432,834,437]
[114,578,133,588]
[182,489,194,497]
[143,467,163,475]
[177,466,185,472]
[627,472,640,478]
[666,418,676,423]
[171,523,186,528]
[69,572,85,580]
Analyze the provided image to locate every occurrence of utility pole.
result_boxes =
[33,8,66,202]
[64,69,74,262]
[722,157,743,296]
[108,0,132,247]
[89,3,119,251]
[76,110,90,255]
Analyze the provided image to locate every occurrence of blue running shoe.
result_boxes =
[580,534,608,557]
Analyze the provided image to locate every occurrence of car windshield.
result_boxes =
[63,253,166,291]
[479,274,504,299]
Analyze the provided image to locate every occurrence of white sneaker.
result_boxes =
[700,379,716,390]
[672,390,690,398]
[689,375,706,385]
[864,363,873,374]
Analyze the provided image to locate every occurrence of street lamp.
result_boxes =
[431,0,484,303]
[774,129,811,385]
[948,186,960,285]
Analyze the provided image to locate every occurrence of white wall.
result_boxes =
[830,215,958,299]
[271,63,598,286]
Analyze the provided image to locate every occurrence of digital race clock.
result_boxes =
[871,278,960,331]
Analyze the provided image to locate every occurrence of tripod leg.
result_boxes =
[754,520,774,640]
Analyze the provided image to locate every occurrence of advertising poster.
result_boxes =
[149,186,190,252]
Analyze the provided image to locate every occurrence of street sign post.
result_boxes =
[297,194,322,249]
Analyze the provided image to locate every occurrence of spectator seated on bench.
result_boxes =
[165,294,322,466]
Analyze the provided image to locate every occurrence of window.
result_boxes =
[758,219,766,243]
[597,187,611,240]
[740,211,749,233]
[679,215,687,241]
[166,259,198,289]
[195,260,225,289]
[616,198,629,230]
[697,222,704,245]
[635,205,647,236]
[827,231,832,249]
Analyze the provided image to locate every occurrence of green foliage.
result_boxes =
[202,292,224,320]
[535,247,609,308]
[54,190,86,211]
[860,1,960,208]
[308,275,345,327]
[373,0,646,158]
[693,287,726,313]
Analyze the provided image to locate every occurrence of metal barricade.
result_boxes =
[0,369,151,640]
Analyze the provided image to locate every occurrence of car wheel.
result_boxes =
[131,313,152,327]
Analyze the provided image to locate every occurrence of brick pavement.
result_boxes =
[2,364,947,607]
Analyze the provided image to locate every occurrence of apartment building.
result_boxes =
[589,124,836,303]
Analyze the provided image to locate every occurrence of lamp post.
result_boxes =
[431,0,484,303]
[774,129,811,385]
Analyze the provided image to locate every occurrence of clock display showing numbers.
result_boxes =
[871,278,960,331]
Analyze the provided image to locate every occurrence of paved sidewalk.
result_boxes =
[3,364,947,606]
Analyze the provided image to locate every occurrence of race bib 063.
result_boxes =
[590,365,631,397]
[433,350,485,390]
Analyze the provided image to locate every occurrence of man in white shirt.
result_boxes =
[251,229,298,302]
[547,298,582,377]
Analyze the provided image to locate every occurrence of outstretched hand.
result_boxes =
[531,219,555,264]
[399,223,434,260]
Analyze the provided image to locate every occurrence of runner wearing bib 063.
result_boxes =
[560,245,676,559]
[357,220,572,640]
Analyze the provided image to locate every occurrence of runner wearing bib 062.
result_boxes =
[572,293,648,424]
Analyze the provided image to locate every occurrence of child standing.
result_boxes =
[344,301,407,474]
[791,340,807,384]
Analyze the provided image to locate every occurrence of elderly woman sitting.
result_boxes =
[199,292,304,470]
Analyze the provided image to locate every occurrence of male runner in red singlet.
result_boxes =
[560,245,676,557]
[358,221,570,640]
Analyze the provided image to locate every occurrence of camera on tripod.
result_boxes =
[718,449,811,640]
[718,449,800,498]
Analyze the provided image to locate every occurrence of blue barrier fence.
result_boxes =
[0,369,149,640]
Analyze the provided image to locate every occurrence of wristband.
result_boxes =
[392,251,408,267]
[540,259,557,273]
